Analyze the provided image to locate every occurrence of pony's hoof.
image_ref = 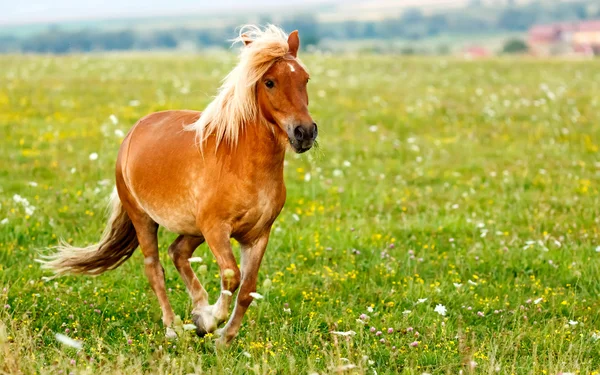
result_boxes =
[192,313,216,337]
[165,327,178,339]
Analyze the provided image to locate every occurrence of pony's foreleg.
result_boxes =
[216,232,269,346]
[168,235,208,309]
[193,228,241,336]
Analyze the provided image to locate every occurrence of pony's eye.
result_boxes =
[265,80,274,89]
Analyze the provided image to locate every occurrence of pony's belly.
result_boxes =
[144,203,200,235]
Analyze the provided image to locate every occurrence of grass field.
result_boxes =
[1,54,600,374]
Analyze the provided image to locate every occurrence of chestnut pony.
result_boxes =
[41,25,317,345]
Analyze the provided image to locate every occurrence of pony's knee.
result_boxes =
[222,268,241,291]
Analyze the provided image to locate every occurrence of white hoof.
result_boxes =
[166,327,178,339]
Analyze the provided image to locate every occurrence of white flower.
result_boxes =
[591,332,600,341]
[25,206,35,216]
[0,218,8,225]
[28,181,38,187]
[292,214,300,221]
[468,280,478,286]
[369,125,378,132]
[183,324,196,331]
[188,257,203,263]
[333,169,343,177]
[596,246,600,253]
[249,292,263,300]
[568,320,578,326]
[343,160,351,167]
[416,298,428,304]
[367,306,373,313]
[114,129,125,137]
[109,114,118,125]
[55,333,83,349]
[534,297,543,304]
[129,100,140,107]
[331,330,356,336]
[402,310,411,315]
[70,167,76,174]
[434,304,447,316]
[89,152,99,161]
[304,173,311,182]
[242,351,252,358]
[453,283,462,288]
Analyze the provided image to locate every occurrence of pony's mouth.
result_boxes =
[288,138,313,153]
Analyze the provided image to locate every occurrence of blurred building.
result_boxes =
[528,20,600,56]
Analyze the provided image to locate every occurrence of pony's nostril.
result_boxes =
[294,126,305,141]
[312,123,318,139]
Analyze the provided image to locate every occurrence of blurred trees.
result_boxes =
[0,0,598,53]
[502,38,529,54]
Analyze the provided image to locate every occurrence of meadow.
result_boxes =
[0,53,599,374]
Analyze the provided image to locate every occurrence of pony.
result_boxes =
[40,24,317,346]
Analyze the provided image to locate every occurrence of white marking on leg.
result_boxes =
[288,63,295,72]
[221,290,233,296]
[144,256,154,265]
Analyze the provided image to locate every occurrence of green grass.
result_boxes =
[1,54,600,374]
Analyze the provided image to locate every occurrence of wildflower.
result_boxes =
[55,333,83,349]
[416,298,427,304]
[331,331,356,336]
[89,153,99,161]
[477,311,484,317]
[367,306,373,313]
[534,297,543,304]
[568,320,578,326]
[402,310,411,315]
[379,338,385,344]
[369,327,376,333]
[387,328,393,334]
[406,327,414,332]
[70,359,76,365]
[359,314,368,321]
[376,331,382,336]
[183,324,196,331]
[453,283,462,288]
[127,339,132,345]
[369,125,378,132]
[262,278,272,288]
[114,129,125,137]
[109,114,118,125]
[28,181,38,187]
[188,257,203,263]
[0,218,7,225]
[434,304,447,316]
[249,292,263,300]
[409,341,419,347]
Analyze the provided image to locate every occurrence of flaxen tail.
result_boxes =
[39,189,138,275]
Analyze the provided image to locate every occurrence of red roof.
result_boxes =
[579,20,600,32]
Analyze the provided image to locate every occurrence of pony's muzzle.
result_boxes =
[290,123,317,153]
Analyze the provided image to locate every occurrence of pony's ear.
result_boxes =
[287,30,299,57]
[241,33,252,46]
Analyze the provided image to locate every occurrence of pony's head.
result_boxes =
[188,25,317,153]
[248,29,317,153]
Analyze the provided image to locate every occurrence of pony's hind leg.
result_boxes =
[193,227,241,337]
[119,188,177,338]
[168,235,209,310]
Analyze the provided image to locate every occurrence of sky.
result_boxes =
[0,0,329,25]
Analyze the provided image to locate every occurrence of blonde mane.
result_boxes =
[187,24,294,148]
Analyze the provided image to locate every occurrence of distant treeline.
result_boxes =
[0,0,598,53]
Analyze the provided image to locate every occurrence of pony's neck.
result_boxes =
[238,118,287,164]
